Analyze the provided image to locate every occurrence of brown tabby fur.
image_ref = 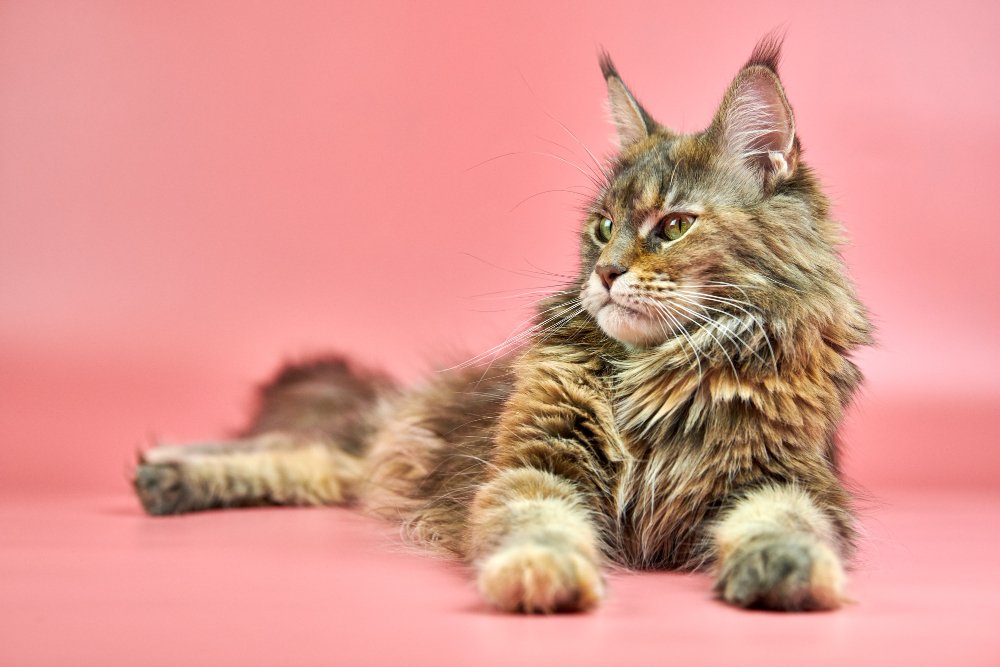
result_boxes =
[134,38,872,613]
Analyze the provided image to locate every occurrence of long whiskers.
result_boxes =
[669,294,767,366]
[459,252,575,283]
[508,187,591,213]
[672,287,777,371]
[517,69,612,187]
[656,298,741,381]
[637,296,704,385]
[440,297,583,372]
[535,135,609,188]
[472,297,585,386]
[465,149,604,191]
[465,287,578,302]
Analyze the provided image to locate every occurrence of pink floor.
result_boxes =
[3,359,1000,665]
[2,488,999,667]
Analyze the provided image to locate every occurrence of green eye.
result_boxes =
[596,217,614,242]
[661,213,696,241]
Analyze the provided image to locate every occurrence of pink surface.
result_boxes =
[2,1,1000,490]
[3,489,999,666]
[3,1,1000,665]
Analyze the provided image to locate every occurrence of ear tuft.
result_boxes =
[744,32,784,73]
[712,36,798,183]
[600,51,656,148]
[598,50,620,82]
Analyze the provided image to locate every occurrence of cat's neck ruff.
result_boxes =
[607,312,765,443]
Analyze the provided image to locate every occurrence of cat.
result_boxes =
[134,36,873,613]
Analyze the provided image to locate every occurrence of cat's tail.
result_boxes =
[134,355,398,515]
[243,355,397,449]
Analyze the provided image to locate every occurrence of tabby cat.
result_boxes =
[134,38,872,613]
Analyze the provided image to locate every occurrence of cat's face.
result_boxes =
[578,134,769,348]
[580,45,810,348]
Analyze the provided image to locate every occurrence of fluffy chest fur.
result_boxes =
[596,322,854,569]
[602,353,736,569]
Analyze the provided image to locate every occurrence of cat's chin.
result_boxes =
[595,303,666,348]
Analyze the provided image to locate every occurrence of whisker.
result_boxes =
[534,135,605,185]
[459,252,579,282]
[638,297,704,385]
[464,149,603,189]
[517,70,612,185]
[700,280,763,291]
[472,299,583,383]
[703,275,802,294]
[440,298,582,371]
[670,294,765,365]
[464,151,529,172]
[465,288,578,302]
[675,287,763,313]
[523,259,577,281]
[662,299,741,381]
[672,289,777,371]
[463,285,574,298]
[531,305,586,348]
[509,187,590,213]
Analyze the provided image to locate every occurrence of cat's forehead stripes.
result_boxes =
[606,146,674,221]
[663,136,710,204]
[603,135,719,222]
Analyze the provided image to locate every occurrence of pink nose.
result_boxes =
[596,264,626,290]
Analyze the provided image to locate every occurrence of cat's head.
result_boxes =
[579,38,843,350]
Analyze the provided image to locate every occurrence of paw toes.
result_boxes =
[478,543,604,614]
[716,534,843,611]
[133,462,190,516]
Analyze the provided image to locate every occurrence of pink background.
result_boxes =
[2,1,999,665]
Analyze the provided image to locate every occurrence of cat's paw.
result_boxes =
[133,461,193,516]
[477,542,604,613]
[715,533,844,611]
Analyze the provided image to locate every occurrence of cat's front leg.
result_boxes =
[464,350,617,613]
[712,484,847,611]
[467,467,605,613]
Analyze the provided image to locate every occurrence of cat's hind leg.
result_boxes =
[134,433,363,515]
[134,355,394,516]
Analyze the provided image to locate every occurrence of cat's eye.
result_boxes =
[596,217,614,243]
[658,213,696,242]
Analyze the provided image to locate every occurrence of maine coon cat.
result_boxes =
[134,38,872,613]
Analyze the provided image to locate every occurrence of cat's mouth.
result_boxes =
[604,300,648,318]
[595,297,668,347]
[580,276,670,347]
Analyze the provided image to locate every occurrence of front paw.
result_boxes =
[477,542,604,613]
[715,533,845,611]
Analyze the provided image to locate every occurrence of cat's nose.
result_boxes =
[596,264,626,290]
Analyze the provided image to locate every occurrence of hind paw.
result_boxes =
[133,461,194,516]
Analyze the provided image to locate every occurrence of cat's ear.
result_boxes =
[711,36,798,183]
[600,52,656,148]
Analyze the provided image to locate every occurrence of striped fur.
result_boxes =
[134,37,872,613]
